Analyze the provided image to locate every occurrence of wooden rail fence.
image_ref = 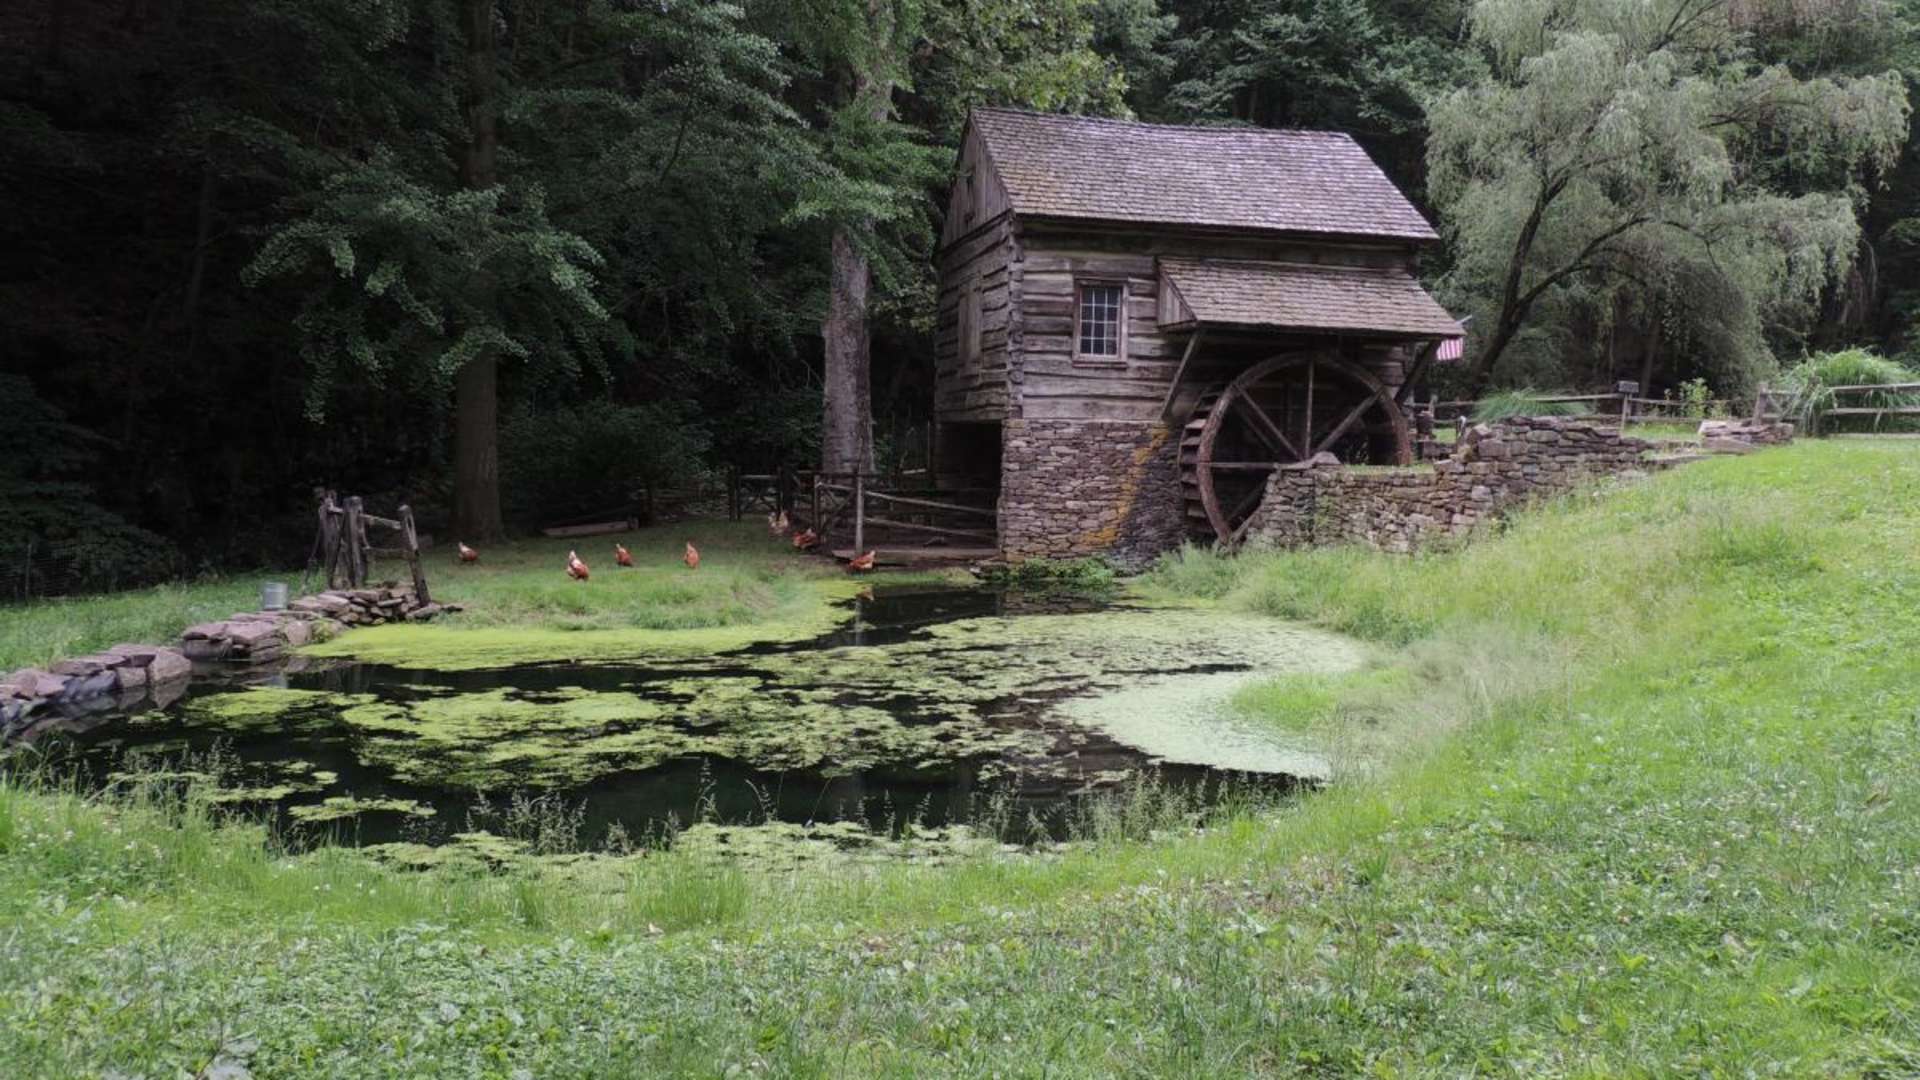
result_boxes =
[1810,381,1920,434]
[313,490,430,601]
[731,468,997,553]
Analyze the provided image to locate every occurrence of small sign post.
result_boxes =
[1614,380,1640,427]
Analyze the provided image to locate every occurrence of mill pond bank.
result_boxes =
[9,584,1368,859]
[4,441,1920,1075]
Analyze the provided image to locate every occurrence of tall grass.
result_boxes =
[4,443,1920,1074]
[1776,346,1920,428]
[1470,388,1589,421]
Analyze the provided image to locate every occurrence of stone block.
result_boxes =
[3,668,67,699]
[51,654,120,677]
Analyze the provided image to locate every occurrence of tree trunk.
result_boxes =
[454,352,503,541]
[821,225,874,473]
[1637,312,1660,395]
[820,5,894,475]
[453,0,505,541]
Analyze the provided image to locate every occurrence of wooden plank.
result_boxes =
[1021,398,1163,421]
[1021,374,1173,400]
[859,516,996,542]
[861,490,998,518]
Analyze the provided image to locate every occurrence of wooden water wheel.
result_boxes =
[1179,352,1412,544]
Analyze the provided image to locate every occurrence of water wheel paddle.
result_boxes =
[1179,352,1412,544]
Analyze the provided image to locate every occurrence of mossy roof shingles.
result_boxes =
[971,108,1439,242]
[1160,258,1463,337]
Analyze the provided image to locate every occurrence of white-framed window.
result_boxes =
[1075,281,1125,362]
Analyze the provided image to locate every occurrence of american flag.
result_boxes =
[1435,336,1464,362]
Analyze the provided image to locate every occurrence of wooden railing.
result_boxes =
[1810,381,1920,434]
[313,490,429,601]
[735,468,996,551]
[1425,392,1744,428]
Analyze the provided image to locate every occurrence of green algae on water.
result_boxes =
[287,796,437,824]
[176,687,373,730]
[302,579,869,671]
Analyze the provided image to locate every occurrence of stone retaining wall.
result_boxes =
[998,419,1186,568]
[1,585,449,744]
[1246,417,1662,553]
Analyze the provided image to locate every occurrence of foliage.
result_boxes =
[0,377,179,598]
[975,556,1120,595]
[1469,388,1588,421]
[499,401,714,530]
[1429,0,1911,393]
[1776,345,1920,424]
[1666,376,1720,419]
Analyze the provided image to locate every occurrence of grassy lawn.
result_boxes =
[0,520,869,673]
[3,440,1919,1075]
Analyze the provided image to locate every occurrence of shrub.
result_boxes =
[1776,348,1920,428]
[977,557,1119,596]
[1471,388,1588,422]
[500,401,713,530]
[0,376,179,598]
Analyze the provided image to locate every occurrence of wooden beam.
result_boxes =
[1159,329,1206,420]
[1312,395,1378,457]
[1300,356,1315,459]
[1229,393,1301,461]
[1394,340,1439,406]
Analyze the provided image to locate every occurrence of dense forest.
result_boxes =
[4,0,1916,591]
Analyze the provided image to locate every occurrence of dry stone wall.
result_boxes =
[1247,417,1662,553]
[998,419,1187,568]
[1,585,451,745]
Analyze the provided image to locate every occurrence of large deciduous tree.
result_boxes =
[244,0,810,540]
[1429,0,1908,393]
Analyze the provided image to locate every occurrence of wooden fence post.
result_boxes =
[342,496,366,588]
[853,472,866,554]
[318,491,342,589]
[399,504,430,604]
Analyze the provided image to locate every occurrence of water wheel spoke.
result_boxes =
[1186,350,1411,547]
[1312,395,1379,457]
[1228,394,1300,460]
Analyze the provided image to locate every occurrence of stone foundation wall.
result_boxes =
[998,419,1186,568]
[1248,417,1660,553]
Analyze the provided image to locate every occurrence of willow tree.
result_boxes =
[1429,0,1909,393]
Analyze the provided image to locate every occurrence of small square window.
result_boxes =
[1076,282,1124,360]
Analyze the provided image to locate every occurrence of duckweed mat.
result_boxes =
[19,587,1363,848]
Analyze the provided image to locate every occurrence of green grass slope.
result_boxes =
[2,441,1918,1076]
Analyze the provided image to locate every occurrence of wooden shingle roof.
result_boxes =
[972,108,1438,242]
[1160,258,1462,338]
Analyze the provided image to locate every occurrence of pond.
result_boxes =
[12,587,1366,855]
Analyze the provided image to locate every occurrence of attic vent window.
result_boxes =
[1076,282,1124,360]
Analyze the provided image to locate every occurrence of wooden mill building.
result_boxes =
[933,108,1462,563]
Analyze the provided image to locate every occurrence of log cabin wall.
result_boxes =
[932,108,1460,564]
[1010,222,1426,423]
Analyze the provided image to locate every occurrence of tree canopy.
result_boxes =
[3,0,1918,587]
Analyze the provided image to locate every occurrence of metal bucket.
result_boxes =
[261,581,289,611]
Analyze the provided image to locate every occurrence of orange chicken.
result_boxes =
[683,542,700,570]
[792,528,819,551]
[614,543,633,567]
[457,542,479,563]
[847,550,877,573]
[566,550,590,580]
